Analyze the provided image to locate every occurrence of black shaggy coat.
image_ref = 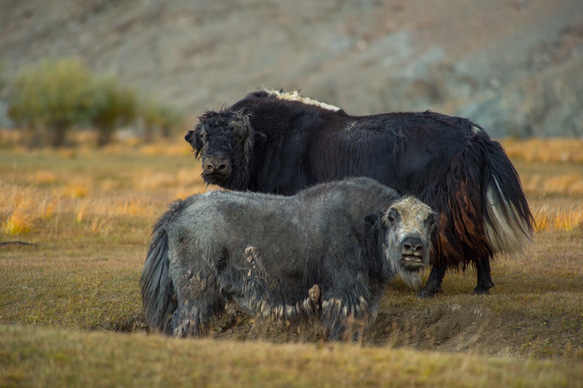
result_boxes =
[185,89,534,297]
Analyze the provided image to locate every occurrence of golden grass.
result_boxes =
[0,180,578,241]
[522,172,583,196]
[2,213,34,235]
[1,184,45,236]
[138,142,193,156]
[0,138,580,238]
[0,138,579,241]
[33,170,58,185]
[0,142,205,241]
[504,138,583,164]
[533,203,583,232]
[61,182,91,199]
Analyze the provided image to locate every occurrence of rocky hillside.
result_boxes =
[1,0,582,137]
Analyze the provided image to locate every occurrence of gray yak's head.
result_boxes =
[185,109,263,190]
[371,196,438,291]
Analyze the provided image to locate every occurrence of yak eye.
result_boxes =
[386,209,397,223]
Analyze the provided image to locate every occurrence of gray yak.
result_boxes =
[140,177,437,340]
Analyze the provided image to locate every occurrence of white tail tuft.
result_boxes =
[484,177,533,253]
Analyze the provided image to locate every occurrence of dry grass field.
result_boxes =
[1,136,582,387]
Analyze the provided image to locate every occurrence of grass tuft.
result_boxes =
[2,212,34,235]
[34,170,58,185]
[534,203,583,232]
[1,184,39,236]
[62,182,90,199]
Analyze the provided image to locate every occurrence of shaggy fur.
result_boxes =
[185,89,534,297]
[140,177,437,340]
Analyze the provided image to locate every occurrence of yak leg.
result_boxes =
[172,296,225,337]
[172,272,225,337]
[418,264,446,298]
[322,301,368,341]
[172,304,203,337]
[321,294,369,341]
[321,298,346,340]
[473,257,494,295]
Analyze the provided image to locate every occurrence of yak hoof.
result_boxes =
[418,286,443,299]
[473,286,492,295]
[473,281,494,295]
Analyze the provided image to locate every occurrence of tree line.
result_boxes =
[3,58,184,147]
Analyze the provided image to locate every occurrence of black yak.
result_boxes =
[185,89,534,297]
[140,177,437,340]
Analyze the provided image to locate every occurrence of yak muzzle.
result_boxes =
[202,157,231,184]
[400,236,427,270]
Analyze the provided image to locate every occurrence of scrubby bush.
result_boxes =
[138,97,186,141]
[7,59,95,147]
[87,75,137,146]
[7,58,184,148]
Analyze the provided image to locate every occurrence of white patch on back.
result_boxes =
[261,88,341,112]
[471,125,483,134]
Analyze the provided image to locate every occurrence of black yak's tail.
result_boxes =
[480,135,534,254]
[140,200,185,334]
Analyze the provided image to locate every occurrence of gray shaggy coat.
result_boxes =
[140,177,437,340]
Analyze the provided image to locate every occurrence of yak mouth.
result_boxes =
[400,255,427,271]
[202,172,230,185]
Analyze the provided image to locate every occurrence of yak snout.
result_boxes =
[401,236,427,270]
[202,156,231,183]
[203,157,231,174]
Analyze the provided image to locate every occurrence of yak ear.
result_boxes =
[185,124,203,154]
[184,129,194,145]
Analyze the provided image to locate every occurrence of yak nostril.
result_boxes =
[404,244,421,252]
[402,238,424,254]
[204,158,230,174]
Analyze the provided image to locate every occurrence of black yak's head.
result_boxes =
[368,196,438,291]
[185,109,262,190]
